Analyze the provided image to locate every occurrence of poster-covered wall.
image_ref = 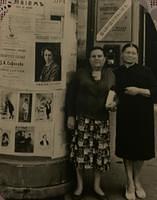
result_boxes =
[0,0,77,158]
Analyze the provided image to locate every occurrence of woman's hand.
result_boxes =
[125,87,140,96]
[125,87,151,97]
[106,101,117,111]
[67,116,75,129]
[105,90,117,111]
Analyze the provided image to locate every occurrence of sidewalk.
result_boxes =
[65,157,157,200]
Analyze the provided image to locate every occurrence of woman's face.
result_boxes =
[43,135,47,140]
[89,49,106,70]
[44,49,53,64]
[122,46,138,64]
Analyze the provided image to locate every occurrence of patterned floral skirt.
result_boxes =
[70,116,110,172]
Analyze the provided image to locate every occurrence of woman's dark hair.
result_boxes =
[41,47,54,57]
[2,133,9,138]
[122,43,138,53]
[24,98,28,102]
[87,46,106,58]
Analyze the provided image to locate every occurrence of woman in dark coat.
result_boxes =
[66,47,116,200]
[114,43,157,200]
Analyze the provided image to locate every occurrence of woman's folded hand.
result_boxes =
[125,87,140,95]
[67,116,75,129]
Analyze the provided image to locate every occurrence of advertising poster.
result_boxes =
[0,86,56,156]
[0,0,77,158]
[0,0,65,90]
[96,0,132,41]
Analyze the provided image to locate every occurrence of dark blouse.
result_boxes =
[114,64,157,160]
[66,67,115,120]
[39,63,61,81]
[114,64,157,102]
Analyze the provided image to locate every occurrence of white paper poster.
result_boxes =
[0,0,65,90]
[0,86,56,156]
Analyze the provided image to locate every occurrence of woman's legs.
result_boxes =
[124,159,146,199]
[74,167,83,195]
[133,161,146,198]
[94,170,105,196]
[133,160,144,187]
[124,159,135,191]
[123,159,136,200]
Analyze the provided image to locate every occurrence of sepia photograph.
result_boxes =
[39,134,49,146]
[0,128,11,148]
[35,42,61,82]
[35,93,54,121]
[0,90,17,121]
[0,0,157,200]
[15,126,34,153]
[18,93,32,123]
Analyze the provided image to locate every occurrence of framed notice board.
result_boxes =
[96,0,132,42]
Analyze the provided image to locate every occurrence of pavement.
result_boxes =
[63,157,157,200]
[42,155,157,200]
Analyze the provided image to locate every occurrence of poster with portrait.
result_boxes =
[35,42,61,84]
[0,126,14,154]
[0,128,11,148]
[35,126,53,156]
[15,126,34,154]
[39,133,50,147]
[0,0,65,90]
[0,0,77,158]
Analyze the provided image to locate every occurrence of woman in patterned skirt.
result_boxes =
[66,47,116,200]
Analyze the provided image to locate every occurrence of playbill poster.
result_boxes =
[0,86,67,157]
[0,0,65,90]
[0,0,69,157]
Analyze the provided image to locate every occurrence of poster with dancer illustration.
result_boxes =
[0,88,17,121]
[18,93,32,123]
[35,93,53,121]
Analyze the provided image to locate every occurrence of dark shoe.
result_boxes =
[72,193,82,200]
[94,192,109,200]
